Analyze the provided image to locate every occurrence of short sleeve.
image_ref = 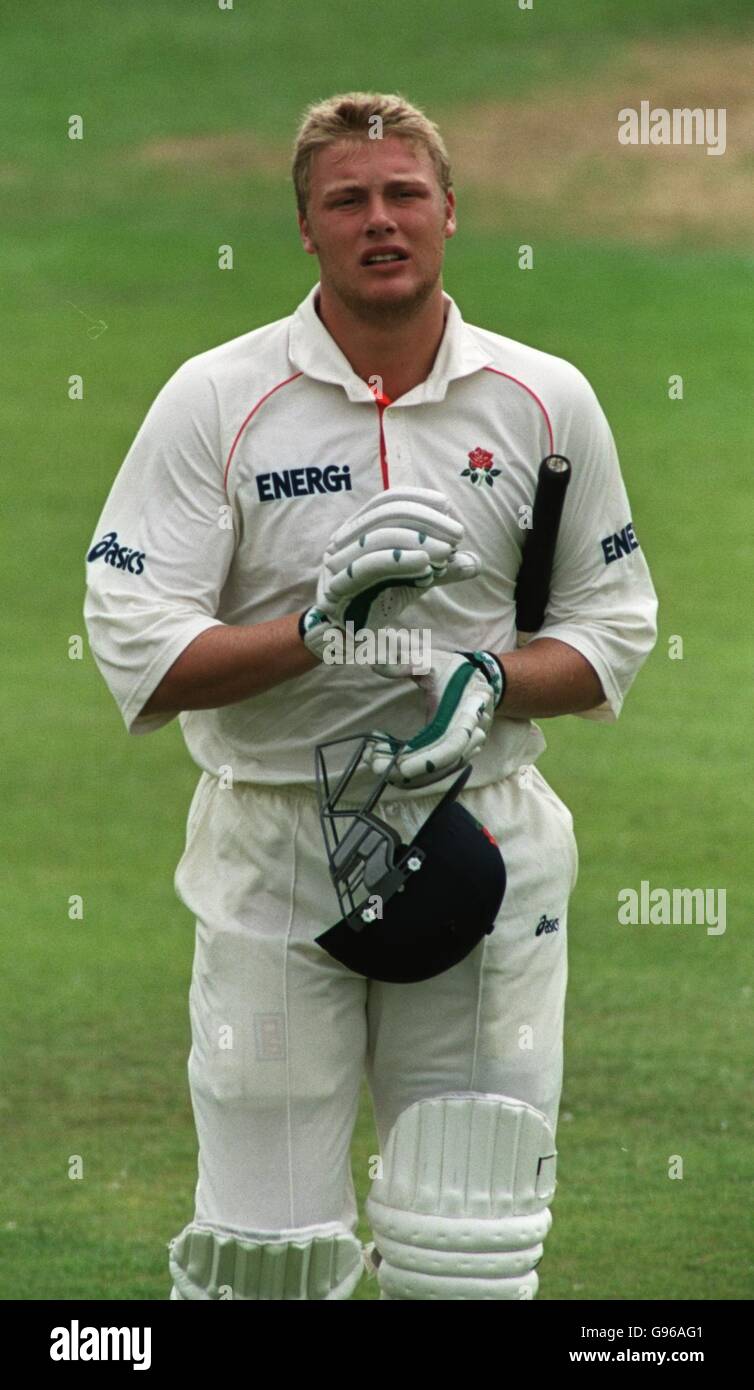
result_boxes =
[535,368,658,721]
[83,359,234,734]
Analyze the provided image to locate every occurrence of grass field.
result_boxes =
[1,0,752,1300]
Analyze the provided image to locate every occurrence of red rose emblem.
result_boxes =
[468,447,494,471]
[461,447,501,488]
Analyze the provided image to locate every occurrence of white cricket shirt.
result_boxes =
[84,283,658,796]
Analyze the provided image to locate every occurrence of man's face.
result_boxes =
[298,134,456,324]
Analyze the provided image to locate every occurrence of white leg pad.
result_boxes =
[366,1093,557,1300]
[168,1220,363,1300]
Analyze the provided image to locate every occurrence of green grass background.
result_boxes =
[1,0,752,1300]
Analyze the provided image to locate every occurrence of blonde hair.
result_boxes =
[291,91,452,217]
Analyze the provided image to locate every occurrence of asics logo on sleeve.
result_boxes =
[256,464,352,502]
[87,530,146,575]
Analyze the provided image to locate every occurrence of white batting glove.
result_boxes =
[300,488,480,661]
[366,649,506,789]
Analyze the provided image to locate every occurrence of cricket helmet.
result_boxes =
[314,733,506,983]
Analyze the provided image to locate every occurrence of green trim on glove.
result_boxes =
[399,664,480,752]
[459,650,506,708]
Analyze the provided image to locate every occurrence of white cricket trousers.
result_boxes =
[173,765,577,1235]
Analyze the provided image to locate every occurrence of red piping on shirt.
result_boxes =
[483,366,554,456]
[373,390,392,489]
[223,371,304,492]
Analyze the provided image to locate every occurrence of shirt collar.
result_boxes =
[287,282,494,405]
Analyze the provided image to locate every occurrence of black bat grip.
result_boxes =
[514,455,572,636]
